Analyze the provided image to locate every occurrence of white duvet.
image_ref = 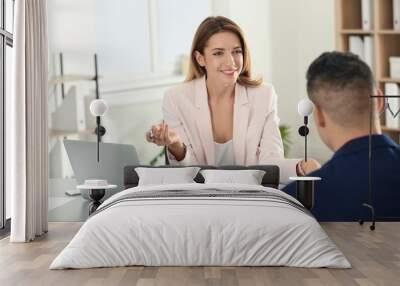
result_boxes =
[50,183,351,269]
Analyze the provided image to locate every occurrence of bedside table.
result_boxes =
[77,180,117,215]
[289,176,321,210]
[87,187,116,215]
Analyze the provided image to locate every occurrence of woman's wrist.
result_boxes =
[167,141,186,161]
[296,161,306,176]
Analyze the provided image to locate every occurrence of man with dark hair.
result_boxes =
[283,51,400,221]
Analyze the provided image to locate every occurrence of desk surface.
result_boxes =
[48,178,90,222]
[49,178,121,222]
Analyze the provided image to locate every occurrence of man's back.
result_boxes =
[283,135,400,221]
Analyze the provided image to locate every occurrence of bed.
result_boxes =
[50,165,350,269]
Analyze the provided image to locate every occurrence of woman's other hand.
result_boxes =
[297,158,321,176]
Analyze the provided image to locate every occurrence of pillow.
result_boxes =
[135,167,201,186]
[200,169,266,185]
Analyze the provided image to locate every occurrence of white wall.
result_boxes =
[267,0,335,162]
[47,0,97,77]
[48,0,211,84]
[155,0,211,74]
[96,0,152,81]
[228,0,272,81]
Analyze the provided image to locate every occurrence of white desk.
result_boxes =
[48,178,90,222]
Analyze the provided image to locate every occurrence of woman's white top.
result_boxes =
[214,140,235,166]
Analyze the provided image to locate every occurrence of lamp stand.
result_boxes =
[94,116,106,162]
[359,94,400,230]
[292,116,321,210]
[358,95,376,230]
[298,116,309,162]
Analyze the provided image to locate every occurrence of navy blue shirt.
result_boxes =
[283,135,400,221]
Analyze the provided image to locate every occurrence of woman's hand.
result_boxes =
[146,121,181,146]
[297,159,321,176]
[146,121,186,161]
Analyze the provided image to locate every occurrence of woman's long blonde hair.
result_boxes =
[185,16,262,87]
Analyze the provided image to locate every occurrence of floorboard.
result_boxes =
[0,222,399,286]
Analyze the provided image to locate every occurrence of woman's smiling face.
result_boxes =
[195,31,243,86]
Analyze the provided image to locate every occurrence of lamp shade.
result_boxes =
[90,99,108,116]
[297,99,314,117]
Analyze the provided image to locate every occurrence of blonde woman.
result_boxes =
[146,16,320,183]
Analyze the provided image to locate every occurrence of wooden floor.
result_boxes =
[0,222,399,286]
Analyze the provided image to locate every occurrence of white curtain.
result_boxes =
[9,0,48,242]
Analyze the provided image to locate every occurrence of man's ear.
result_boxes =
[375,88,384,113]
[194,50,205,68]
[314,104,326,128]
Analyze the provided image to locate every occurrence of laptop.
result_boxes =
[64,140,140,199]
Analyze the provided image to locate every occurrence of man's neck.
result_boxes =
[330,125,382,152]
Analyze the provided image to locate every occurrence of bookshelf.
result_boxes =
[336,0,400,143]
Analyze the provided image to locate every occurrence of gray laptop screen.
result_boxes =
[64,140,140,193]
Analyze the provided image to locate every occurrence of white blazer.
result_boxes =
[163,76,299,183]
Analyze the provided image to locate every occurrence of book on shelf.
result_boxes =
[384,83,400,129]
[349,36,364,60]
[394,0,400,30]
[361,0,372,30]
[348,36,374,71]
[363,36,374,71]
[389,57,400,78]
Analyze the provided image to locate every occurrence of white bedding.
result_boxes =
[50,183,351,269]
